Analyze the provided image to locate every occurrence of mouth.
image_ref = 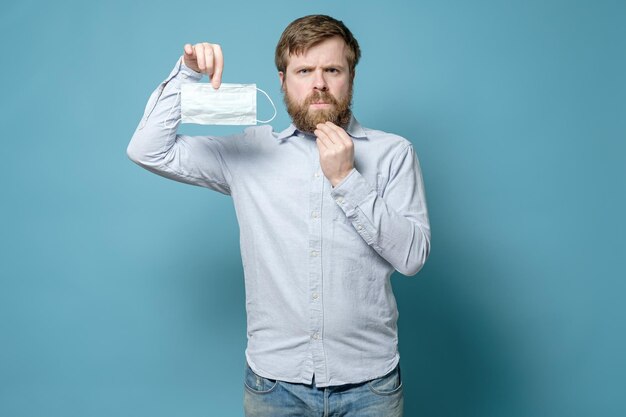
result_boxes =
[310,102,332,108]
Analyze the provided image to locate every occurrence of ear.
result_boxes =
[278,71,285,90]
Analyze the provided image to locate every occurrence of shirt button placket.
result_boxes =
[307,162,326,384]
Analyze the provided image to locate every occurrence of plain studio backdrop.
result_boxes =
[0,1,624,416]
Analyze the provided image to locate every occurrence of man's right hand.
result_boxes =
[183,42,224,89]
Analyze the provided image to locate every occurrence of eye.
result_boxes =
[326,68,339,73]
[298,68,309,74]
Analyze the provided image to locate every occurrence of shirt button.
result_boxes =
[312,332,319,340]
[312,292,319,300]
[336,197,344,204]
[357,224,363,230]
[311,211,319,218]
[314,171,321,178]
[310,250,318,257]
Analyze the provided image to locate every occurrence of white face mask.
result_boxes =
[164,83,277,127]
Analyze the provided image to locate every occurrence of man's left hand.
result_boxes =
[314,122,354,187]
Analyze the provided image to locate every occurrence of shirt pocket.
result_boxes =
[243,363,278,394]
[367,364,403,396]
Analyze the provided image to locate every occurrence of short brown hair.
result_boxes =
[275,15,361,76]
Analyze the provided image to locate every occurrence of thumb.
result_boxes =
[183,44,193,56]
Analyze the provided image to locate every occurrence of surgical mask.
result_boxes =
[164,83,277,127]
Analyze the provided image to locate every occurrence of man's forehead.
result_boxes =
[285,41,349,68]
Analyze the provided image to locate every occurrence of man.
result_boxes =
[127,14,430,417]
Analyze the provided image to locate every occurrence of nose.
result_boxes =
[313,70,328,91]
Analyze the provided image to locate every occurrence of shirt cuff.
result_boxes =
[329,168,376,217]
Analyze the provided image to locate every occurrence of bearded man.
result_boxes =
[127,14,430,417]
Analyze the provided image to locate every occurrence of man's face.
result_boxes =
[279,36,354,133]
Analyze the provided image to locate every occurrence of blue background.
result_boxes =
[1,0,624,416]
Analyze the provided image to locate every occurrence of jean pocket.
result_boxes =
[367,364,403,396]
[244,363,279,394]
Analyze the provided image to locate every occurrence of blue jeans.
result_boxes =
[243,362,404,417]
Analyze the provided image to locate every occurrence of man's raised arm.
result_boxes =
[126,43,233,195]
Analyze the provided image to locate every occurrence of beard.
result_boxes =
[283,83,353,133]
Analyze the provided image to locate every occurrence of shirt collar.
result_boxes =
[275,115,367,141]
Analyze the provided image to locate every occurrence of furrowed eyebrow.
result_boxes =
[324,64,346,70]
[292,64,347,71]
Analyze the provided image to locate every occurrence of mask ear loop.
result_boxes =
[163,90,182,130]
[255,87,277,124]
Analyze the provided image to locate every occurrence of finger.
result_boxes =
[322,123,351,154]
[325,122,352,146]
[314,128,330,149]
[316,123,338,144]
[212,44,224,89]
[183,44,196,68]
[203,42,214,77]
[195,44,206,72]
[315,137,328,155]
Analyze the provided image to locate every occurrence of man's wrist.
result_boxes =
[330,168,355,188]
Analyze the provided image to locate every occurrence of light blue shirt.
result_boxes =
[127,57,431,387]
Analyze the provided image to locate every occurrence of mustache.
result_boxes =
[303,91,339,106]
